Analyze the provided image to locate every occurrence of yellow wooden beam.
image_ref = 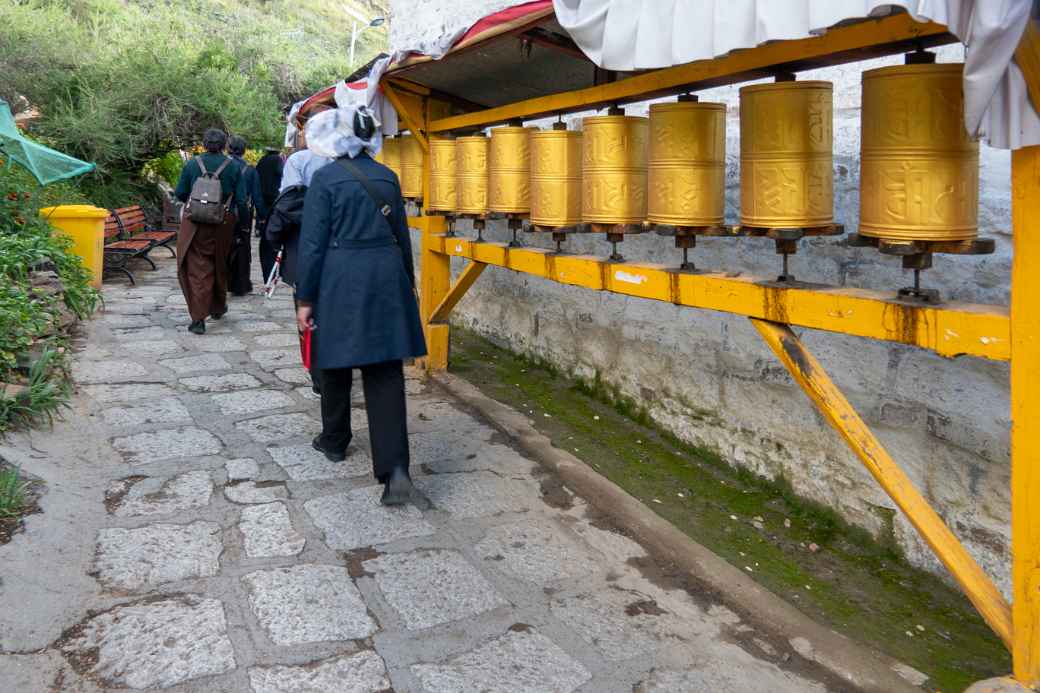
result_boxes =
[751,318,1013,649]
[384,83,429,152]
[417,216,451,371]
[429,14,953,132]
[1012,145,1040,685]
[424,240,1009,360]
[430,261,487,323]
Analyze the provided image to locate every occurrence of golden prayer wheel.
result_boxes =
[740,81,833,228]
[860,63,978,241]
[582,115,649,224]
[427,136,457,212]
[399,134,424,200]
[455,135,489,215]
[648,100,726,226]
[381,137,402,183]
[488,126,534,214]
[530,129,583,227]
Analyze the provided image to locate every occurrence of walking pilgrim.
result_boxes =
[295,105,427,506]
[174,128,248,334]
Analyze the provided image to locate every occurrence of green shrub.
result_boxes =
[0,165,99,432]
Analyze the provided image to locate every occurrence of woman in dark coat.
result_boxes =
[295,106,426,506]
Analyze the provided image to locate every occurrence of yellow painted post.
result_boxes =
[1012,145,1040,686]
[751,318,1013,648]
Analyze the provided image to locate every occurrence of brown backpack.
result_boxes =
[186,156,232,224]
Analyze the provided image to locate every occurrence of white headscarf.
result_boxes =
[304,105,383,160]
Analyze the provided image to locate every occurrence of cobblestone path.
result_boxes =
[0,252,835,692]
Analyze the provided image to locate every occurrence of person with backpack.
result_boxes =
[226,135,268,296]
[295,105,427,507]
[174,128,248,335]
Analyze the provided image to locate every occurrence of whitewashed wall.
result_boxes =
[391,2,1013,595]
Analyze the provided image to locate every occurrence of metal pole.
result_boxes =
[350,21,358,66]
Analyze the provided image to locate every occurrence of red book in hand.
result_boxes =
[299,329,312,371]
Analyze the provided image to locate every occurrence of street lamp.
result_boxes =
[350,17,385,67]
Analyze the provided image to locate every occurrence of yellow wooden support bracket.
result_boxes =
[383,82,429,152]
[417,238,1009,361]
[1012,145,1040,685]
[430,261,487,323]
[750,318,1013,649]
[429,14,953,132]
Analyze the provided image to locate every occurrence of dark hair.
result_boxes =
[228,135,247,156]
[202,128,227,153]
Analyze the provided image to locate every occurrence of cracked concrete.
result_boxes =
[0,251,886,692]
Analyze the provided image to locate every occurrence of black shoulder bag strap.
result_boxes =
[336,157,393,225]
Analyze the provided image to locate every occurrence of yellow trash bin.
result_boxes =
[38,205,109,289]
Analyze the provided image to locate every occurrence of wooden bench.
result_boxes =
[113,205,177,258]
[103,212,154,285]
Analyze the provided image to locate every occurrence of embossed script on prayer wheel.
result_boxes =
[648,101,726,226]
[488,127,534,214]
[381,137,402,183]
[860,63,978,241]
[399,134,424,199]
[427,136,457,212]
[455,135,489,215]
[582,115,649,224]
[740,81,833,228]
[530,129,583,227]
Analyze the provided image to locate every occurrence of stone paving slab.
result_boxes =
[236,413,320,443]
[416,471,541,519]
[180,372,264,392]
[83,383,176,404]
[73,359,148,384]
[213,389,295,415]
[269,443,373,481]
[411,628,592,693]
[243,565,378,645]
[240,502,306,558]
[365,549,508,630]
[248,650,391,693]
[159,352,233,374]
[225,480,290,505]
[92,520,222,591]
[305,487,436,550]
[106,470,213,518]
[59,595,236,689]
[112,426,222,463]
[475,520,601,586]
[100,396,192,427]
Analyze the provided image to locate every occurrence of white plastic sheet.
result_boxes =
[553,0,1037,149]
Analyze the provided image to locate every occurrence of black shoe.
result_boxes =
[381,466,426,508]
[311,436,346,462]
[210,311,226,320]
[188,319,206,335]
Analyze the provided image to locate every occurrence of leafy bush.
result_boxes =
[0,165,99,432]
[0,0,387,206]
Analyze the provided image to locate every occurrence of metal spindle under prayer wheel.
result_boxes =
[739,74,841,282]
[530,120,583,253]
[582,106,649,262]
[489,121,533,247]
[849,50,993,303]
[648,94,726,270]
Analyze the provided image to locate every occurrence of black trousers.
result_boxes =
[228,228,253,296]
[318,360,410,482]
[259,236,278,285]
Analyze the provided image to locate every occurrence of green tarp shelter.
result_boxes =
[0,99,94,185]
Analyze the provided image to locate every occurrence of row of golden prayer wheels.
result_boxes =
[377,56,989,298]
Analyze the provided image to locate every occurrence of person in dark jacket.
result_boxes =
[226,136,268,295]
[174,128,248,334]
[295,106,426,506]
[255,146,284,282]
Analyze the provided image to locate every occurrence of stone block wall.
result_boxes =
[393,2,1013,594]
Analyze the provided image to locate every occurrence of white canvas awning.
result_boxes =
[553,0,1038,149]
